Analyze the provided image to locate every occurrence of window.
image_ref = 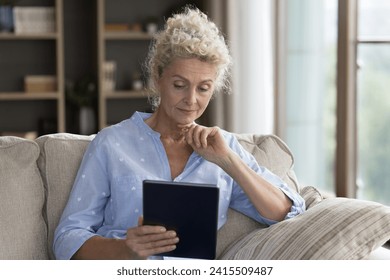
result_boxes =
[356,0,390,205]
[277,0,390,205]
[276,0,338,194]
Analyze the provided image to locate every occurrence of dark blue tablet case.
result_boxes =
[142,180,219,259]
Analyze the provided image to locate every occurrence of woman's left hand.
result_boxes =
[180,124,231,165]
[181,123,293,222]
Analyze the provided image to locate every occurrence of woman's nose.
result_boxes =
[184,88,197,104]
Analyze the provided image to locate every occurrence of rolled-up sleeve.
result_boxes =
[228,135,306,226]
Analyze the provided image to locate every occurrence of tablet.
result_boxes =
[142,180,219,259]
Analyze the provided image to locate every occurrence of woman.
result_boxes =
[53,7,305,260]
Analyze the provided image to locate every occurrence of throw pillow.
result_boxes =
[236,134,300,193]
[299,186,324,209]
[36,133,95,259]
[220,197,390,259]
[0,136,47,259]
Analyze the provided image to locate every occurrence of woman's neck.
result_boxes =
[145,110,182,141]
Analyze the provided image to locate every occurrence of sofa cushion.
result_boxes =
[216,185,323,259]
[0,136,47,259]
[299,185,324,208]
[235,134,300,192]
[216,208,267,258]
[36,133,95,259]
[220,197,390,260]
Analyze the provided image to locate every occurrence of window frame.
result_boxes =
[335,0,358,197]
[275,0,390,198]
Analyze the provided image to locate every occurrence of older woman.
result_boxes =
[53,7,305,260]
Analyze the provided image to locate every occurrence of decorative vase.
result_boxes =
[79,106,96,135]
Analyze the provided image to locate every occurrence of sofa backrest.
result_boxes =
[235,133,300,192]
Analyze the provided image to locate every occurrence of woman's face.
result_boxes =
[156,58,217,126]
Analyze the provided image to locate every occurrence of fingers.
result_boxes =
[137,216,143,226]
[126,225,179,259]
[182,124,217,149]
[186,125,202,148]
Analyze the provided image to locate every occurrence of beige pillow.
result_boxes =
[36,133,95,259]
[300,186,324,209]
[220,197,390,260]
[236,134,300,192]
[0,137,47,259]
[217,208,268,258]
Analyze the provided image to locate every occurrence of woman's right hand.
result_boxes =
[125,216,179,259]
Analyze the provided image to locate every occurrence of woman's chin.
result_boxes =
[175,113,199,124]
[176,119,195,126]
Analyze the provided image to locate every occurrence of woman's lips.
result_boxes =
[177,108,196,113]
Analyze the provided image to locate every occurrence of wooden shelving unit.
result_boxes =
[97,0,156,129]
[104,31,153,40]
[0,0,64,134]
[0,92,59,100]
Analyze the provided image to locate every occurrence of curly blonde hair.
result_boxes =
[145,7,232,108]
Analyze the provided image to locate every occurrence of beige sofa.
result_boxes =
[1,132,390,260]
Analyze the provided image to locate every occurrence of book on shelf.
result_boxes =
[102,61,116,91]
[14,7,55,34]
[104,23,129,32]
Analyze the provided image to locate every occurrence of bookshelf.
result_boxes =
[1,0,206,135]
[0,0,64,135]
[97,0,149,129]
[97,0,204,129]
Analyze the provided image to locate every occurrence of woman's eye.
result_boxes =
[199,86,210,92]
[174,84,185,89]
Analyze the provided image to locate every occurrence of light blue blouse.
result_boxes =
[53,111,305,260]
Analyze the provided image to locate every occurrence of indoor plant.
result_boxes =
[66,76,97,135]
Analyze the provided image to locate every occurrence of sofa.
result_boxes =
[1,132,390,260]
